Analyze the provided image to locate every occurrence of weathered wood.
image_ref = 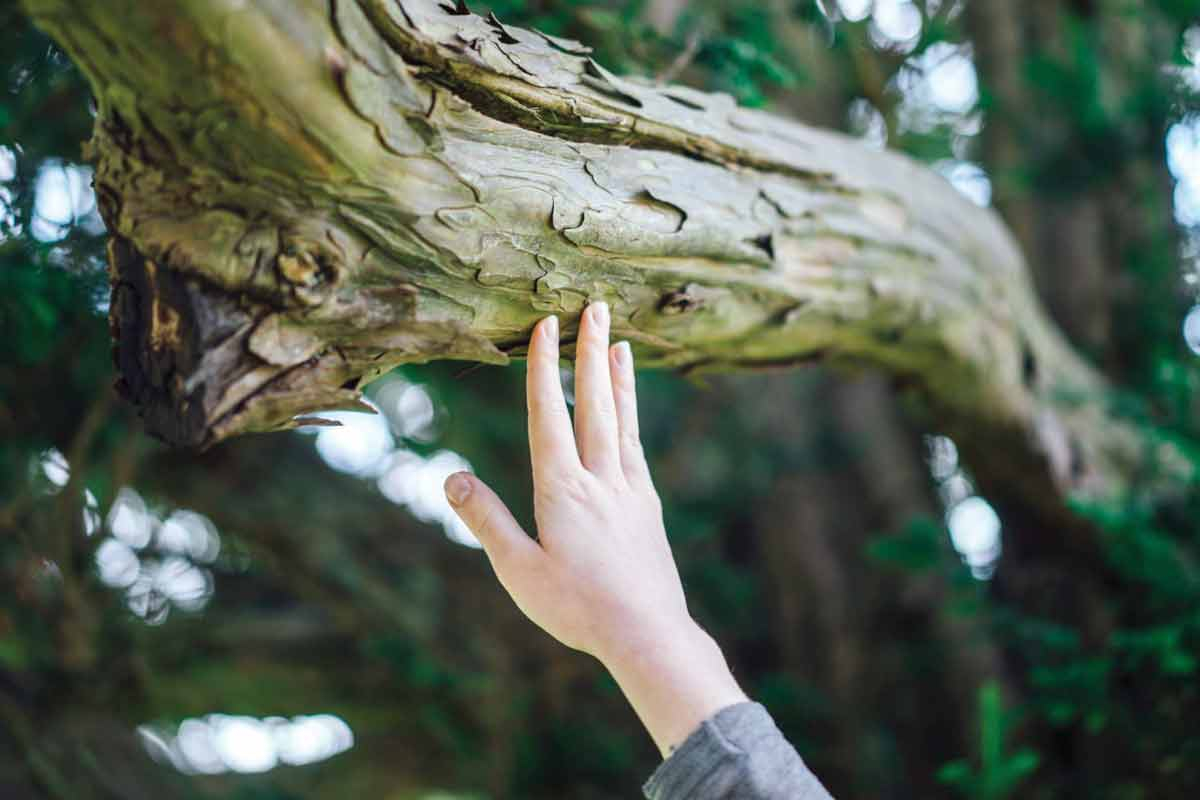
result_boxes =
[21,0,1181,506]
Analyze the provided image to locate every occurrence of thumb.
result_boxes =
[444,472,542,576]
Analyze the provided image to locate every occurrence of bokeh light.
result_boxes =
[837,0,872,23]
[299,394,481,548]
[893,42,981,134]
[926,435,1002,578]
[0,145,16,238]
[373,376,438,442]
[156,509,221,563]
[378,450,481,548]
[94,487,220,622]
[30,160,102,242]
[1172,25,1200,93]
[1167,116,1200,227]
[38,447,70,490]
[1183,304,1200,355]
[139,714,353,775]
[946,496,1002,579]
[312,407,395,477]
[926,435,959,482]
[83,488,101,536]
[870,0,922,53]
[0,145,14,181]
[108,487,153,549]
[935,160,992,207]
[848,98,887,149]
[95,539,140,588]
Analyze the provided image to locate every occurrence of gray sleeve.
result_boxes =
[642,702,834,800]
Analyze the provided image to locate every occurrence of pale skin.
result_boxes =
[443,301,748,757]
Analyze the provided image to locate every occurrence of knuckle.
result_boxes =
[591,403,616,423]
[474,502,497,536]
[470,503,502,548]
[585,321,608,342]
[620,436,648,472]
[627,468,659,501]
[544,471,593,506]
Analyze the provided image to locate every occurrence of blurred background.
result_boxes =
[2,0,1200,797]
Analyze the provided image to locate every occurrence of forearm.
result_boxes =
[601,620,748,757]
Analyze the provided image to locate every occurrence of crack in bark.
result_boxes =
[355,0,847,186]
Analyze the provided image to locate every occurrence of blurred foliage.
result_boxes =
[3,1,1200,799]
[937,682,1039,800]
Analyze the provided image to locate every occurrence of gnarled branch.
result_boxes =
[22,0,1180,509]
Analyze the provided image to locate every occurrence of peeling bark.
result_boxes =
[20,0,1184,507]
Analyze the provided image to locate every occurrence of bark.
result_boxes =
[20,0,1181,508]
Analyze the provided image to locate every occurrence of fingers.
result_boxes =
[609,340,650,482]
[445,472,543,582]
[527,315,581,482]
[574,302,621,476]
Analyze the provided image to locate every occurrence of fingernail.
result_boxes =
[614,340,632,368]
[591,301,609,328]
[445,472,472,506]
[543,315,558,341]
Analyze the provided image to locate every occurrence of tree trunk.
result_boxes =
[21,0,1178,511]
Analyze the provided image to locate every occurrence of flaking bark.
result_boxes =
[21,0,1183,509]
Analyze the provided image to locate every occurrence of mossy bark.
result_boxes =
[22,0,1179,507]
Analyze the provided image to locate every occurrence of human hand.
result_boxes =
[443,301,688,662]
[444,302,746,755]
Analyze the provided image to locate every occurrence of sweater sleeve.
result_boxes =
[642,702,834,800]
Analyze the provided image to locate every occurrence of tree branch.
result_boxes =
[21,0,1184,511]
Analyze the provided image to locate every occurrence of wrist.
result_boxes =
[594,612,703,671]
[600,617,748,756]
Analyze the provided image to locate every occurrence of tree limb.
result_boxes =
[21,0,1182,510]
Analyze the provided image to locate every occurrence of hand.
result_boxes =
[444,301,746,756]
[447,302,685,661]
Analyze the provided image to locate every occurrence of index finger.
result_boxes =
[526,315,582,481]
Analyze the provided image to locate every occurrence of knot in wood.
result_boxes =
[276,250,322,288]
[658,286,705,315]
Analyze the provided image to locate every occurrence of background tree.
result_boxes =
[1,1,1198,799]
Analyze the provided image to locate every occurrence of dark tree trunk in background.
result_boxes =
[966,1,1186,793]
